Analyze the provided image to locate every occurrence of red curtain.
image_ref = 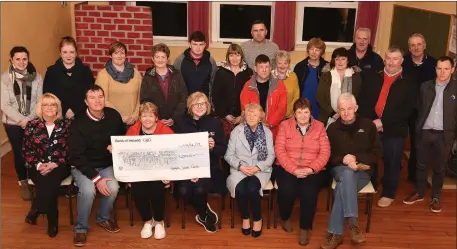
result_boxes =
[272,2,296,51]
[355,2,380,45]
[188,1,210,46]
[109,1,126,5]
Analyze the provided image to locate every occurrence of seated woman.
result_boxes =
[274,98,330,246]
[22,93,72,238]
[174,92,227,233]
[316,47,361,126]
[126,102,173,239]
[225,103,275,238]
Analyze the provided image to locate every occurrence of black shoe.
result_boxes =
[25,208,39,225]
[241,227,251,236]
[195,214,217,233]
[206,203,218,225]
[47,225,58,238]
[251,228,262,238]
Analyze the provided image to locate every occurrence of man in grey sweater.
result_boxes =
[241,20,279,69]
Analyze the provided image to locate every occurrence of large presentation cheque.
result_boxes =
[111,132,210,182]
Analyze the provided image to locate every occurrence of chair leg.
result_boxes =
[165,188,171,228]
[326,186,331,211]
[230,197,235,228]
[273,190,278,229]
[180,198,185,229]
[366,194,373,233]
[218,196,223,229]
[267,191,271,229]
[113,199,118,224]
[68,185,74,225]
[129,188,134,227]
[221,194,226,211]
[125,185,129,208]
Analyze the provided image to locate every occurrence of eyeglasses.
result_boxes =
[193,102,206,108]
[42,103,57,108]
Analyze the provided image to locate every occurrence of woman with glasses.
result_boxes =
[22,93,72,238]
[174,92,227,233]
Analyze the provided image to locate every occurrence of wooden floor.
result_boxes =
[1,151,456,249]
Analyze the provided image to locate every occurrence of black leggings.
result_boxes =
[29,165,70,225]
[276,166,319,230]
[4,124,27,181]
[130,181,166,221]
[178,178,211,218]
[235,176,262,221]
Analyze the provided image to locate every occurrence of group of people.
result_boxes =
[1,19,456,249]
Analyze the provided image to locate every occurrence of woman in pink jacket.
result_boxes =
[274,98,330,246]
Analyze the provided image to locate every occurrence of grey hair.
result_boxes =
[275,50,291,64]
[386,45,403,56]
[338,92,357,106]
[355,27,371,42]
[408,33,426,46]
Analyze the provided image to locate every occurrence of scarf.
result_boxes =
[105,59,134,83]
[330,68,354,112]
[220,61,248,72]
[244,122,268,161]
[9,63,37,116]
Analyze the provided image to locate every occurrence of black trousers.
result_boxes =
[130,181,165,221]
[407,110,418,182]
[415,130,453,200]
[4,124,27,181]
[235,176,262,221]
[29,165,70,225]
[178,178,211,218]
[276,166,319,230]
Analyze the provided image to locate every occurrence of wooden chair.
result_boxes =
[28,175,75,225]
[125,183,172,227]
[328,179,376,233]
[230,180,274,229]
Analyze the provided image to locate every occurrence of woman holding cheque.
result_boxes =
[125,102,173,239]
[174,92,227,233]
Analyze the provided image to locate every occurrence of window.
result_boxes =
[211,2,274,44]
[295,2,358,50]
[136,1,188,42]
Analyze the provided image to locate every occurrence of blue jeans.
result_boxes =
[72,166,120,233]
[328,166,370,235]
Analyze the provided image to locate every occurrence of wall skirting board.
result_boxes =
[1,138,11,158]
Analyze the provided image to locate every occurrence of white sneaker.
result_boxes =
[154,221,166,240]
[377,197,394,207]
[140,221,156,239]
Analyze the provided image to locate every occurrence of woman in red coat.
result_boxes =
[126,102,173,240]
[274,98,330,245]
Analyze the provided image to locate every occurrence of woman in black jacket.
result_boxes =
[211,44,253,140]
[140,43,188,128]
[43,36,94,119]
[174,91,227,233]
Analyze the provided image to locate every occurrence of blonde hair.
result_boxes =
[36,93,63,120]
[307,38,326,55]
[139,102,159,118]
[187,92,211,115]
[275,50,291,64]
[240,103,266,124]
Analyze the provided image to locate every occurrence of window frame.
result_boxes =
[211,1,275,45]
[133,1,189,45]
[295,1,359,51]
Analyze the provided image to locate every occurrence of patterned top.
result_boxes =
[22,118,72,169]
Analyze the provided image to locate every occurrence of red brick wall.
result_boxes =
[74,4,153,77]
